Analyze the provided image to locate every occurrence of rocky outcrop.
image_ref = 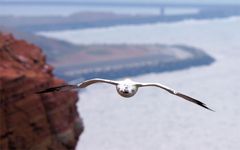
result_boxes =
[0,33,84,150]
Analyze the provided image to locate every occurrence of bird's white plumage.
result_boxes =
[37,78,213,111]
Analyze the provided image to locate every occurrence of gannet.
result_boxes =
[37,78,213,111]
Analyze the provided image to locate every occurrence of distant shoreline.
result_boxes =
[53,45,215,82]
[60,56,214,82]
[1,3,240,32]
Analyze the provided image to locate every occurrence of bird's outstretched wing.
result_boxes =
[78,78,118,88]
[137,83,213,111]
[37,78,118,94]
[36,84,78,94]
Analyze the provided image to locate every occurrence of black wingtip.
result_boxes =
[200,105,213,112]
[202,104,215,112]
[191,100,215,112]
[36,88,58,94]
[36,85,66,94]
[176,93,214,112]
[193,99,215,112]
[195,100,215,112]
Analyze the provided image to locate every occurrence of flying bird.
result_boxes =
[37,78,213,111]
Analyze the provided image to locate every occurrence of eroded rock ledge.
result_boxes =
[0,33,84,150]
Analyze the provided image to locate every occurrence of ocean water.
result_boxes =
[41,18,240,149]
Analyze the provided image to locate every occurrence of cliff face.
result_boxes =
[0,33,84,150]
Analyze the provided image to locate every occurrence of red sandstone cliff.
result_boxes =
[0,33,84,150]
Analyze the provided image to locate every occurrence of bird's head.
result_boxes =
[116,82,138,98]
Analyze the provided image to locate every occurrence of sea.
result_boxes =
[40,17,240,150]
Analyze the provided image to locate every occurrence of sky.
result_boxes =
[1,0,240,4]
